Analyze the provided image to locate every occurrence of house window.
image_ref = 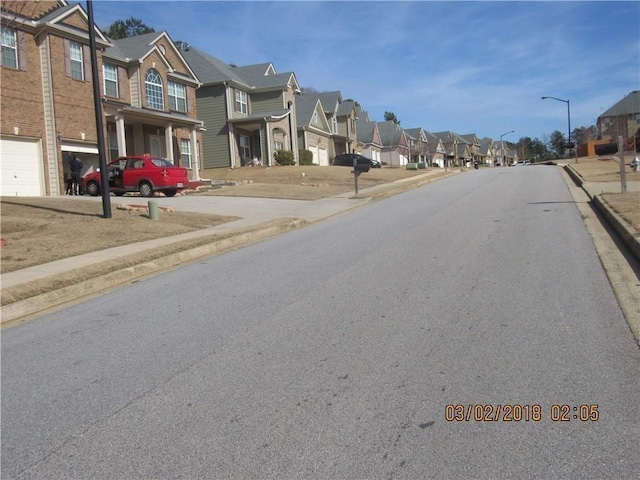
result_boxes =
[103,64,118,97]
[180,138,192,168]
[312,111,318,124]
[145,68,164,110]
[239,135,250,158]
[235,90,247,114]
[69,40,84,80]
[274,140,283,151]
[169,81,187,112]
[332,116,338,134]
[1,26,17,69]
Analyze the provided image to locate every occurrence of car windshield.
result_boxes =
[150,158,177,168]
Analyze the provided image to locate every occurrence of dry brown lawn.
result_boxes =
[569,155,639,233]
[197,165,432,200]
[0,197,239,274]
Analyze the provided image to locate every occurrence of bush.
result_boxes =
[299,149,314,165]
[275,149,295,165]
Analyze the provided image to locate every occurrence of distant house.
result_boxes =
[296,94,332,165]
[479,137,497,166]
[377,121,410,166]
[597,90,640,151]
[355,106,382,165]
[460,134,482,165]
[404,128,431,165]
[432,131,470,167]
[423,131,447,168]
[180,45,300,168]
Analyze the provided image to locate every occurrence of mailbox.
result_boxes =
[353,163,371,173]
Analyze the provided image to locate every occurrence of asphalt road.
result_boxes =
[2,166,639,479]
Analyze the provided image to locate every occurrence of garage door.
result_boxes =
[318,147,328,166]
[309,145,319,165]
[1,138,43,196]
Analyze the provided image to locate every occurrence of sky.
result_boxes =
[90,0,640,143]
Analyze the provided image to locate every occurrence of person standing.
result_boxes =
[67,154,83,195]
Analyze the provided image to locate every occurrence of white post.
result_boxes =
[618,136,627,194]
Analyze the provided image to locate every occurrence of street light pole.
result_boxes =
[542,96,577,163]
[500,130,514,167]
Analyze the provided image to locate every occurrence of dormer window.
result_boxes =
[235,90,247,114]
[145,68,164,110]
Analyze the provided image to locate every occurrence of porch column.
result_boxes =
[190,127,200,181]
[165,123,174,162]
[115,115,126,156]
[265,120,273,166]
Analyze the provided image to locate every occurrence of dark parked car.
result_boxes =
[330,153,381,168]
[82,155,189,197]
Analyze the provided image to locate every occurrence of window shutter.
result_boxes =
[185,86,190,113]
[17,30,27,71]
[64,39,71,77]
[118,66,125,99]
[83,44,90,81]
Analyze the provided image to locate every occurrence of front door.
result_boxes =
[149,135,166,158]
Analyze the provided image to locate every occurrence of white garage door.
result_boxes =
[1,138,43,196]
[309,145,319,165]
[318,147,328,166]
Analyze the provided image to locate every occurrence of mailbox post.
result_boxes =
[352,157,370,195]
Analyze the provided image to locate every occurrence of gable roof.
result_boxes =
[600,90,640,117]
[179,45,250,87]
[377,121,407,147]
[296,94,328,130]
[315,91,342,114]
[5,1,111,46]
[105,31,199,83]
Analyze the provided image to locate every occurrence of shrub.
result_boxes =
[299,149,314,165]
[275,149,295,165]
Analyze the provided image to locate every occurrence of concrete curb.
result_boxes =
[564,164,640,262]
[1,219,307,325]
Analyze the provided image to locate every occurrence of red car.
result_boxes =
[82,155,188,197]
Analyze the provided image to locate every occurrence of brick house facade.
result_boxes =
[1,0,204,196]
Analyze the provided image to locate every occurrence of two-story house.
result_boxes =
[305,91,358,159]
[296,93,332,165]
[0,1,204,196]
[1,0,109,196]
[404,127,431,165]
[180,44,300,168]
[377,120,410,167]
[355,106,382,165]
[101,31,204,179]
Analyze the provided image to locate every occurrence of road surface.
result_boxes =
[3,166,639,479]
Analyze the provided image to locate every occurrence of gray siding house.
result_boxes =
[180,45,300,168]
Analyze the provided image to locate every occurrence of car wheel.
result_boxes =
[164,189,177,197]
[86,180,100,196]
[139,181,153,197]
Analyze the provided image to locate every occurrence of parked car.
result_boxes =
[513,160,531,166]
[82,155,188,197]
[330,153,381,168]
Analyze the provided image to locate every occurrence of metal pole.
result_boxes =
[87,0,111,218]
[618,136,627,193]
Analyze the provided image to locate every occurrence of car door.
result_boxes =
[121,158,146,190]
[108,159,127,189]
